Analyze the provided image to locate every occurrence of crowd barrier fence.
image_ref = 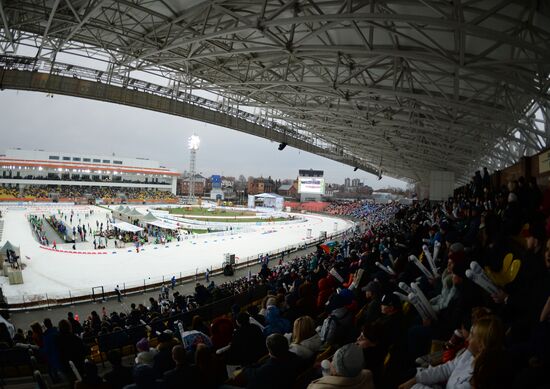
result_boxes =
[4,226,356,310]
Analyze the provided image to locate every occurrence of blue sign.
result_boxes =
[211,175,222,189]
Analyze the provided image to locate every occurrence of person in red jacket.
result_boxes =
[317,278,333,309]
[210,316,234,350]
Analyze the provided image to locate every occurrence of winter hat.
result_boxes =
[362,281,381,295]
[326,293,347,312]
[449,242,465,254]
[332,343,364,377]
[135,351,154,366]
[136,338,150,352]
[337,288,354,305]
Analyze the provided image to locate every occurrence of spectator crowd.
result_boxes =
[1,169,549,389]
[0,185,177,202]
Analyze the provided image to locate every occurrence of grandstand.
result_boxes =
[0,1,549,387]
[0,149,179,203]
[2,174,549,389]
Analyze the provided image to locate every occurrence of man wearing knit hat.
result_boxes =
[307,343,374,389]
[356,281,382,327]
[134,337,157,366]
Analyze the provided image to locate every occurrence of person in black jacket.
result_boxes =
[67,312,83,336]
[228,312,266,366]
[56,319,88,381]
[103,350,133,389]
[152,332,177,378]
[42,318,61,383]
[357,322,386,388]
[162,345,199,389]
[244,333,302,389]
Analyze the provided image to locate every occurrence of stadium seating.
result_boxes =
[2,172,550,388]
[0,185,178,203]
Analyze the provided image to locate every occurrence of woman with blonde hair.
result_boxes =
[287,316,322,360]
[398,315,506,389]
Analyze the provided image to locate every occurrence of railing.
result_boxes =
[155,212,307,229]
[4,225,356,310]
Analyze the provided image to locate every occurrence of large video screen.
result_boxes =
[298,177,325,194]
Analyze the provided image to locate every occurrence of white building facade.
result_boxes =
[0,149,179,195]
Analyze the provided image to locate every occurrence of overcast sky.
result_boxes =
[0,90,407,189]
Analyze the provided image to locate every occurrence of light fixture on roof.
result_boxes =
[188,134,200,150]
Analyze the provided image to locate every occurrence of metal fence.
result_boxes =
[5,226,356,310]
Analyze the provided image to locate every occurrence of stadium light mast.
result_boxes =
[187,134,200,204]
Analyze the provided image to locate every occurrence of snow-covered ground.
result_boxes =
[0,204,353,303]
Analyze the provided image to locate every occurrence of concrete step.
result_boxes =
[1,374,71,389]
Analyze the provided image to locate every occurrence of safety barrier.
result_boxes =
[154,212,307,229]
[5,225,356,310]
[39,246,108,255]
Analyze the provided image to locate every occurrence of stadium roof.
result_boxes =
[1,0,549,184]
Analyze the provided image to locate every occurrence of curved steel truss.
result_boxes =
[1,0,549,183]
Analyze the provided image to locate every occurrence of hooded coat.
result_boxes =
[263,306,291,336]
[289,333,322,360]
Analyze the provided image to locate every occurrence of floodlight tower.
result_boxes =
[187,134,200,203]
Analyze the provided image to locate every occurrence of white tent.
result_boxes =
[256,193,278,198]
[111,221,144,233]
[0,241,20,262]
[146,220,178,230]
[142,212,158,222]
[127,209,143,217]
[251,193,285,211]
